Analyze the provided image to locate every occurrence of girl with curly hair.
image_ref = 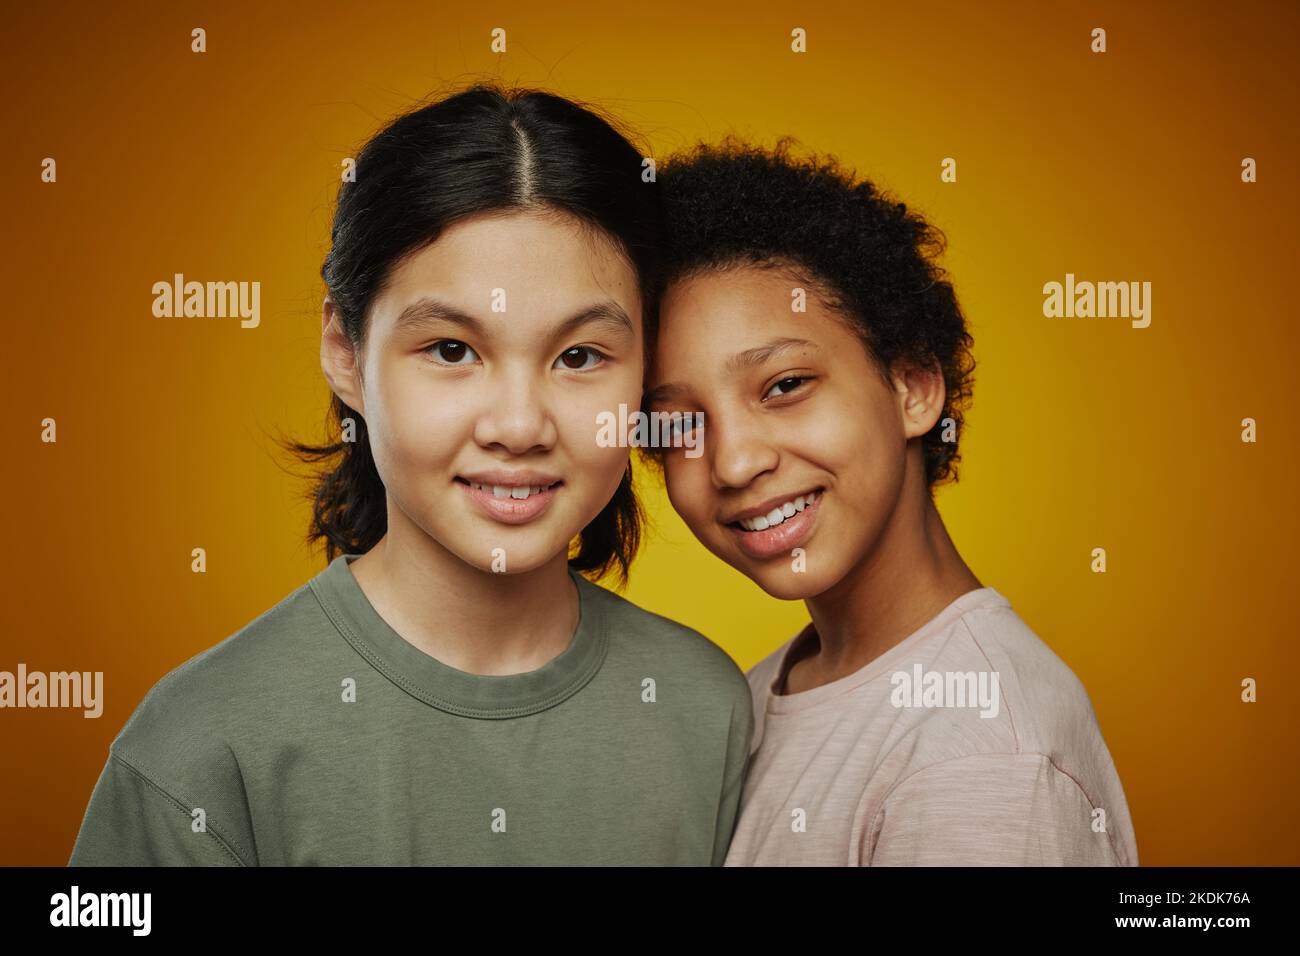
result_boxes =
[643,137,1138,867]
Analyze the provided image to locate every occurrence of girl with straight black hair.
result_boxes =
[70,84,753,866]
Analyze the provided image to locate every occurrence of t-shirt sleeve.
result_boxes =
[711,677,756,867]
[866,752,1124,866]
[68,751,247,867]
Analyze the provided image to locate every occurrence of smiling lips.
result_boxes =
[724,488,823,559]
[455,475,562,525]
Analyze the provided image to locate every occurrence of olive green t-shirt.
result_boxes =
[68,555,754,866]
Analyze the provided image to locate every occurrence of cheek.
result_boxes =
[561,425,630,529]
[809,383,902,471]
[560,368,641,459]
[662,455,711,527]
[578,433,632,492]
[826,417,907,530]
[815,420,893,479]
[368,368,468,471]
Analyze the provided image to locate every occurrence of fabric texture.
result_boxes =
[724,587,1138,866]
[70,555,753,866]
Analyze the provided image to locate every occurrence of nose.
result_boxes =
[708,410,778,490]
[472,363,558,454]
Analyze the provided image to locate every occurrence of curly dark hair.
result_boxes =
[650,135,975,489]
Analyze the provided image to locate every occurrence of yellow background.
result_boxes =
[3,0,1296,865]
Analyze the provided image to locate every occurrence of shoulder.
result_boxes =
[109,577,328,769]
[942,592,1104,753]
[575,574,751,710]
[87,579,326,869]
[955,594,1086,690]
[870,589,1116,770]
[879,591,1136,861]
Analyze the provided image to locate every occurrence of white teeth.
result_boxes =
[470,481,556,500]
[735,490,821,531]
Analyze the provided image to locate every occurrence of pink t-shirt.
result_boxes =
[724,587,1139,866]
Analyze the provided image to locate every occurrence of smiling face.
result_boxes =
[325,208,643,575]
[647,263,941,600]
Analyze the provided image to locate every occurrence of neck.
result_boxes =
[803,471,982,681]
[347,507,580,677]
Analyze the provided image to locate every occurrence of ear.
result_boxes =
[891,358,945,439]
[320,295,365,415]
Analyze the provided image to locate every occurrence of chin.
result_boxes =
[432,527,562,576]
[742,565,832,601]
[748,567,816,598]
[485,538,565,575]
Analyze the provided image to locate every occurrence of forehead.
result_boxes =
[374,209,640,329]
[656,264,836,352]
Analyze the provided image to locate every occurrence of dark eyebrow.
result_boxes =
[551,302,634,344]
[391,296,634,344]
[646,337,819,408]
[723,337,818,375]
[392,298,485,336]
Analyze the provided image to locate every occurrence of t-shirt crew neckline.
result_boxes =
[765,586,1010,715]
[309,553,609,720]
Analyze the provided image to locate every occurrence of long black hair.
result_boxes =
[279,83,661,585]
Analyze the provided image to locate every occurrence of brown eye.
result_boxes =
[428,340,477,365]
[763,376,806,400]
[555,346,603,371]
